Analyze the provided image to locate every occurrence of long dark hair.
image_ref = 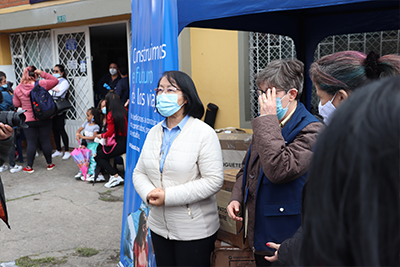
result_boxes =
[134,210,147,248]
[309,51,400,95]
[300,76,400,266]
[88,107,102,128]
[157,71,204,119]
[105,91,127,136]
[55,64,67,79]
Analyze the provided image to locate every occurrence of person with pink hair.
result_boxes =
[13,66,58,173]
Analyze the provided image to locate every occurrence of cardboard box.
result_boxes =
[217,133,252,170]
[212,240,255,267]
[216,169,249,249]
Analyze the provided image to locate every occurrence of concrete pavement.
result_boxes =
[0,150,125,266]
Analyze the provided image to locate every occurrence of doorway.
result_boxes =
[90,23,129,107]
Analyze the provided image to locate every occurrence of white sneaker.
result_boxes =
[52,150,63,158]
[96,174,106,182]
[10,164,23,173]
[62,152,71,160]
[87,174,105,182]
[35,151,39,157]
[0,164,8,172]
[104,175,124,188]
[85,175,94,182]
[75,172,83,180]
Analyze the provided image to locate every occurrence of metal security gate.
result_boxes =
[53,27,94,148]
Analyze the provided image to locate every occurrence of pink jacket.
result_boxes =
[13,72,58,122]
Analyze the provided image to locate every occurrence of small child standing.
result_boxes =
[75,107,103,181]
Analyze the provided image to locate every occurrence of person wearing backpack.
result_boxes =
[49,64,71,160]
[13,66,58,173]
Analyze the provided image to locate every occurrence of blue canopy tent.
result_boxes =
[176,0,400,108]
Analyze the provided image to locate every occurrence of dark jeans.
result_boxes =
[7,133,16,167]
[151,230,217,267]
[25,120,53,167]
[52,112,69,151]
[94,137,126,176]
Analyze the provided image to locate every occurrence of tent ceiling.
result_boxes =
[176,0,400,107]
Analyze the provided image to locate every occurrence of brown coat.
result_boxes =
[230,114,322,252]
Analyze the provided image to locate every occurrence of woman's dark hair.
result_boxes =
[104,91,127,136]
[21,65,37,84]
[97,99,106,124]
[55,64,67,79]
[134,210,147,248]
[88,107,102,129]
[309,51,400,95]
[0,71,6,81]
[157,71,204,119]
[300,76,400,266]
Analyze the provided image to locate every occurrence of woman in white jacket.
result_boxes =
[50,64,71,160]
[133,71,224,267]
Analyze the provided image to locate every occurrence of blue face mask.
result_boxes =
[90,117,94,123]
[102,107,107,114]
[156,94,184,117]
[1,84,7,89]
[276,94,289,120]
[53,73,61,78]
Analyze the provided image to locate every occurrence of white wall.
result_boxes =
[0,64,17,86]
[0,0,131,31]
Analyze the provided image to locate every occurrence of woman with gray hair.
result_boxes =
[227,58,323,266]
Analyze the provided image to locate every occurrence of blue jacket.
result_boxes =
[241,102,319,252]
[0,86,14,111]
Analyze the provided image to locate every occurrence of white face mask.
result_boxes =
[318,92,337,125]
[109,68,117,75]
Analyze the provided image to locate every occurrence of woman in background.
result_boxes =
[50,64,71,160]
[13,66,58,173]
[300,76,400,266]
[94,92,127,187]
[311,51,400,125]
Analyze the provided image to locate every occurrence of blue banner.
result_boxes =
[119,0,179,266]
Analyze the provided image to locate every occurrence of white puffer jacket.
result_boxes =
[132,116,224,241]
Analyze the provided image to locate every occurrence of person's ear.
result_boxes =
[288,88,298,101]
[335,89,349,106]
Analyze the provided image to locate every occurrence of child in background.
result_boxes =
[75,107,104,182]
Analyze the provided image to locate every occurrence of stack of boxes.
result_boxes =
[212,131,256,267]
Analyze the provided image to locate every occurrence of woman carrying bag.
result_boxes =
[50,64,71,160]
[13,66,58,173]
[94,91,127,188]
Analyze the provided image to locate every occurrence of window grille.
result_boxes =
[9,30,52,85]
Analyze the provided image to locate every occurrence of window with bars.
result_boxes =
[249,30,400,120]
[9,30,53,84]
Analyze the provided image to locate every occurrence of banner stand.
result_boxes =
[119,1,179,266]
